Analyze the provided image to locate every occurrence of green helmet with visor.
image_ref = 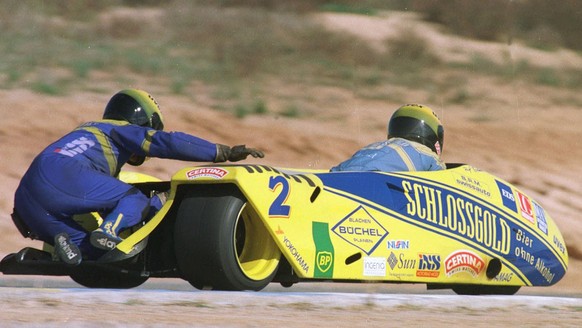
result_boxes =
[387,104,444,156]
[103,89,164,131]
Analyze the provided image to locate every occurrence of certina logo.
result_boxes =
[332,205,388,255]
[55,137,95,157]
[186,167,228,180]
[444,250,485,277]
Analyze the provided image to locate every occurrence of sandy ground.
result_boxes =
[1,11,581,326]
[1,281,582,328]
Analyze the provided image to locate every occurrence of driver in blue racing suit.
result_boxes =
[331,104,445,172]
[13,89,264,265]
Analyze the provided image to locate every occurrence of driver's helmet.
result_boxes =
[387,104,444,156]
[103,89,164,131]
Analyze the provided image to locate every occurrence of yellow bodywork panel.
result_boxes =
[118,164,568,287]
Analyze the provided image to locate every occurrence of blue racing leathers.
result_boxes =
[331,137,445,172]
[14,120,219,259]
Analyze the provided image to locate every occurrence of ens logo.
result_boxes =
[496,180,517,212]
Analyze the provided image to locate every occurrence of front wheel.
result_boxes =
[70,269,148,289]
[174,185,281,291]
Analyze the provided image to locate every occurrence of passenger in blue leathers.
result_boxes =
[331,104,445,172]
[13,89,264,265]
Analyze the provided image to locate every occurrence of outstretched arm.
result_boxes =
[111,125,264,163]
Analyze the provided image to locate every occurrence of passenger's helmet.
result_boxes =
[388,104,444,156]
[103,89,164,131]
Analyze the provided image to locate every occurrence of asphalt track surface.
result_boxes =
[1,277,581,327]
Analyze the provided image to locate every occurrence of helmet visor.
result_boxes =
[388,116,443,155]
[103,94,149,127]
[151,112,164,131]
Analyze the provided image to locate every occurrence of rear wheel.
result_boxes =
[174,185,280,291]
[452,284,521,295]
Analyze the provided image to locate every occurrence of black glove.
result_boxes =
[127,154,146,166]
[215,144,265,162]
[229,145,264,161]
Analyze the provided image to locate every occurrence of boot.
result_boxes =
[54,232,82,265]
[90,221,122,250]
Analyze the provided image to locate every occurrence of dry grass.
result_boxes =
[1,1,581,117]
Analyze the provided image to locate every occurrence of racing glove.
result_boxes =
[215,144,265,162]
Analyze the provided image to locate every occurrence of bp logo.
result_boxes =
[332,205,388,255]
[316,251,333,273]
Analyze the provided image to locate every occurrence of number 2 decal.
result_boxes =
[268,176,291,217]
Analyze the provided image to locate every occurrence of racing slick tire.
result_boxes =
[174,184,281,291]
[452,284,521,295]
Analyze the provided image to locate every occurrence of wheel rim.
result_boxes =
[234,203,280,281]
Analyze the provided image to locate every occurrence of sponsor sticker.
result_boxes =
[386,252,416,279]
[444,250,485,277]
[533,202,548,235]
[313,222,334,278]
[387,252,398,270]
[493,272,514,282]
[387,252,417,271]
[316,251,333,274]
[553,235,566,255]
[417,253,441,278]
[363,257,386,277]
[496,180,517,212]
[455,173,490,197]
[283,235,309,274]
[186,167,228,180]
[55,136,96,157]
[332,206,388,255]
[516,191,535,224]
[401,180,512,256]
[386,240,410,250]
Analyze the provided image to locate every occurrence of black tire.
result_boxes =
[174,185,280,291]
[452,284,521,295]
[70,269,148,289]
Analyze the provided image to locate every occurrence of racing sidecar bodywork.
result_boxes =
[0,164,568,294]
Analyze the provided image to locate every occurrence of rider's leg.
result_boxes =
[90,188,150,250]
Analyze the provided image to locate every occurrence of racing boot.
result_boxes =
[54,232,82,266]
[90,220,123,251]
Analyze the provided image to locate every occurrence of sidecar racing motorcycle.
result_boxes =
[0,163,568,295]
